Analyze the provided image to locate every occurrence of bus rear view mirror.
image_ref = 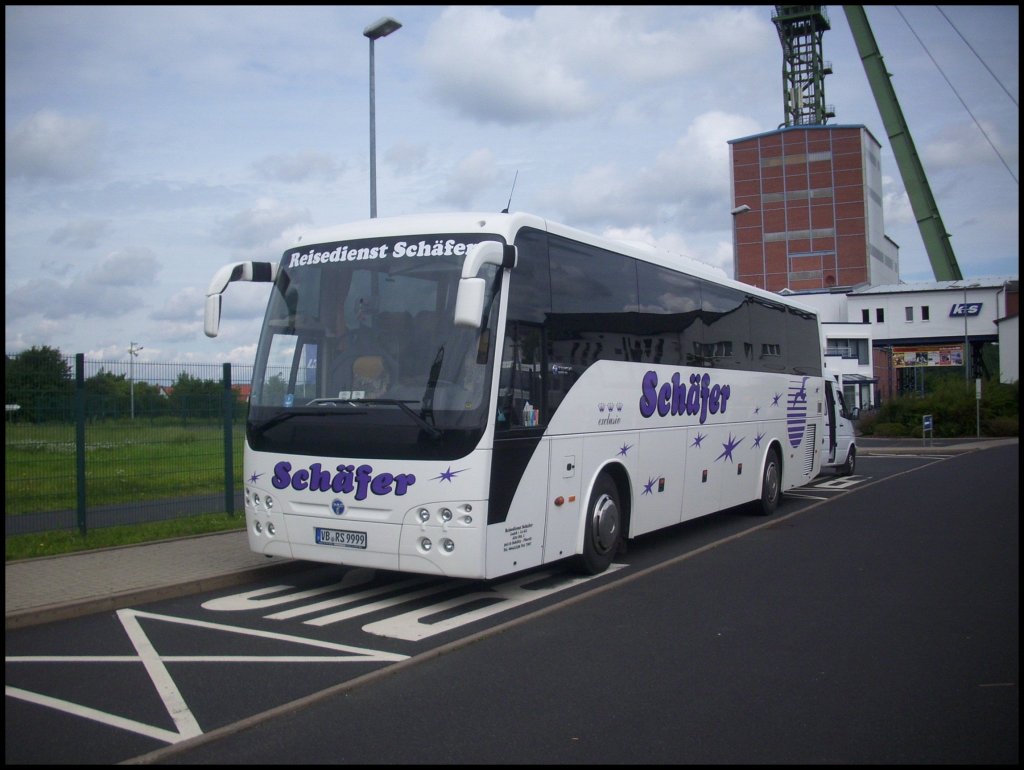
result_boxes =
[453,241,516,329]
[204,261,278,337]
[204,294,223,338]
[454,278,487,328]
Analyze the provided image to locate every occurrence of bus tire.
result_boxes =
[840,446,856,476]
[756,447,781,516]
[576,473,622,575]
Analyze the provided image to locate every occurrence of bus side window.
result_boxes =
[498,321,544,428]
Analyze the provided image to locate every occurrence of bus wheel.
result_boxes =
[576,474,621,575]
[840,446,856,476]
[756,448,781,516]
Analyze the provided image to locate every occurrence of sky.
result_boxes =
[5,5,1019,367]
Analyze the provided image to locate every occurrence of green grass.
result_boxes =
[5,512,246,561]
[5,420,244,514]
[6,418,246,561]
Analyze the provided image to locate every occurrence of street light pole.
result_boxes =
[364,17,402,219]
[960,283,980,387]
[730,205,750,283]
[128,341,143,420]
[963,284,969,386]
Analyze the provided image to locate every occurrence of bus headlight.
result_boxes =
[440,508,453,522]
[418,508,430,522]
[441,538,455,553]
[419,537,432,551]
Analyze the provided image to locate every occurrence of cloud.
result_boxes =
[550,110,761,232]
[5,110,105,182]
[420,6,774,126]
[218,198,312,250]
[94,248,162,287]
[48,219,113,249]
[253,151,345,183]
[422,6,594,123]
[385,142,430,176]
[5,247,160,322]
[922,118,1019,176]
[437,148,499,207]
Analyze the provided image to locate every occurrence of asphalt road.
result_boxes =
[139,445,1019,765]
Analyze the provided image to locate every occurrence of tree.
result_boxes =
[4,346,73,421]
[85,368,130,418]
[167,372,222,421]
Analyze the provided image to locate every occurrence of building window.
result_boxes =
[876,308,884,323]
[921,306,930,321]
[826,338,870,365]
[861,308,869,323]
[905,306,914,321]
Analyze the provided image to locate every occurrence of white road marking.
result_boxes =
[5,607,407,745]
[363,565,626,641]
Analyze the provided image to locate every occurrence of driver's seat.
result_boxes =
[352,355,389,397]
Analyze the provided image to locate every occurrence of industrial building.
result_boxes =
[727,6,1018,410]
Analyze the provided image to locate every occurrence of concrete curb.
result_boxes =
[5,559,305,630]
[857,437,1018,455]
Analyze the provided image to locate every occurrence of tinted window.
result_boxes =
[637,262,702,366]
[549,236,638,314]
[699,283,748,370]
[786,307,823,376]
[507,228,551,324]
[747,297,789,372]
[547,234,639,367]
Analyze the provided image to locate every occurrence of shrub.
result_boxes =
[983,416,1019,437]
[871,377,1017,438]
[873,422,911,437]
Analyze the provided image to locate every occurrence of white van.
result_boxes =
[822,378,857,475]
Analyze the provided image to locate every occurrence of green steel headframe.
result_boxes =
[772,5,836,126]
[843,5,963,281]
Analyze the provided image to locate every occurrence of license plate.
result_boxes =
[314,527,367,549]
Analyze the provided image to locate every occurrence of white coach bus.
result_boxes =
[205,212,828,579]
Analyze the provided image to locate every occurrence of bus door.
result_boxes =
[544,436,583,564]
[824,379,838,463]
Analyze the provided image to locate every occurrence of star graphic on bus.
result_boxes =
[643,477,657,495]
[716,433,743,462]
[753,431,765,448]
[433,467,468,483]
[618,443,632,456]
[691,432,706,448]
[248,472,263,484]
[771,393,782,407]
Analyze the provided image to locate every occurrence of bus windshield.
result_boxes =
[248,234,503,460]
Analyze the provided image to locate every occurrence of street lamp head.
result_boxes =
[364,17,402,40]
[731,205,751,215]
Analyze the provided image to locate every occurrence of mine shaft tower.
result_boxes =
[772,5,835,126]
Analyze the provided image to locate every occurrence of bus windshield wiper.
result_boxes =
[421,346,444,430]
[250,403,366,437]
[334,398,443,440]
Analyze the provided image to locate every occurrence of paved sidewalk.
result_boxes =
[854,436,1019,454]
[5,437,1017,630]
[5,531,298,629]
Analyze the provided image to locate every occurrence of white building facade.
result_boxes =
[793,277,1018,410]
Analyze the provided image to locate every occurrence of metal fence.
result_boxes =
[5,353,253,537]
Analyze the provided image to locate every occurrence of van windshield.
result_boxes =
[247,234,503,460]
